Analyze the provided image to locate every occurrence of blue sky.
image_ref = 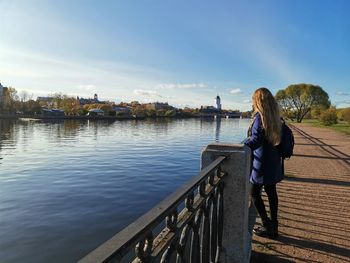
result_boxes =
[0,0,349,110]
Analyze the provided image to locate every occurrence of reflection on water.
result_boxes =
[0,118,250,263]
[215,117,221,142]
[0,120,19,161]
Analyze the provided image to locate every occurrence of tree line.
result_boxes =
[1,84,349,124]
[0,87,194,117]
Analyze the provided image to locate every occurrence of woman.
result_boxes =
[244,87,283,238]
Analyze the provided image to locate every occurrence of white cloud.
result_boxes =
[133,89,169,99]
[155,83,206,90]
[335,100,350,105]
[243,99,252,103]
[230,88,242,94]
[133,89,157,96]
[336,91,349,96]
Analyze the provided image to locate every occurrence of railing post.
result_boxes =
[201,143,252,263]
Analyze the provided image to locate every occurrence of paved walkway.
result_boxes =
[250,123,350,263]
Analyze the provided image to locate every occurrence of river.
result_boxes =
[0,117,250,262]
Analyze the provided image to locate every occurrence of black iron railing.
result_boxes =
[79,156,227,263]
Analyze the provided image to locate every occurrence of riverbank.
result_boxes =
[0,113,145,121]
[251,122,350,262]
[0,113,244,121]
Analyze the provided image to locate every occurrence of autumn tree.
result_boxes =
[164,110,175,117]
[337,107,350,124]
[2,87,20,113]
[99,104,113,113]
[320,106,338,126]
[45,93,81,115]
[131,106,145,117]
[145,109,156,117]
[24,100,42,114]
[275,84,330,122]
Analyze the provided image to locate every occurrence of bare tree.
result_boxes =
[19,90,29,102]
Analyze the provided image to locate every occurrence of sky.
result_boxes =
[0,0,349,110]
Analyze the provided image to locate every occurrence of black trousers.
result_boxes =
[250,183,278,224]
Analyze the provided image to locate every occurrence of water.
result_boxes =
[0,118,250,262]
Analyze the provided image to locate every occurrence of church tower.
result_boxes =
[216,95,222,111]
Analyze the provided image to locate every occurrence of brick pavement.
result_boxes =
[250,123,350,263]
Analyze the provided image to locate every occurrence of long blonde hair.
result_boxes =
[252,87,281,146]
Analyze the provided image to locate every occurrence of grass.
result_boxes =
[288,119,350,135]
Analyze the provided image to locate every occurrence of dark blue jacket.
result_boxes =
[244,113,283,185]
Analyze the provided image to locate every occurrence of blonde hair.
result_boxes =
[252,87,281,146]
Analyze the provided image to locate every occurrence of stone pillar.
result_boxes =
[201,143,252,263]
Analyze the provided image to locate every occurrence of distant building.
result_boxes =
[0,83,5,97]
[200,95,223,114]
[77,93,103,105]
[0,83,5,108]
[216,95,222,111]
[145,102,174,111]
[0,82,8,110]
[200,105,219,114]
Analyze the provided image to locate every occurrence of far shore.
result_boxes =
[0,113,141,121]
[0,113,244,121]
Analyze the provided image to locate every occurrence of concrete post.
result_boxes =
[201,143,253,263]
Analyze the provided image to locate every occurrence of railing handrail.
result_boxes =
[79,155,226,263]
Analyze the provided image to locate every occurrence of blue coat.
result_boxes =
[244,113,283,185]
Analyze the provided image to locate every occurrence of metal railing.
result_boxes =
[79,156,227,263]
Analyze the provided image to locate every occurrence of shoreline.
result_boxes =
[0,113,244,121]
[0,114,145,121]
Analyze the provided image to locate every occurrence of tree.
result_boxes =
[77,108,88,116]
[51,92,65,108]
[156,109,166,117]
[276,84,330,122]
[131,106,145,117]
[337,107,350,124]
[3,87,20,113]
[25,100,42,114]
[320,106,338,126]
[311,106,321,119]
[99,104,113,113]
[19,90,32,102]
[146,109,156,117]
[47,93,80,115]
[164,110,175,117]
